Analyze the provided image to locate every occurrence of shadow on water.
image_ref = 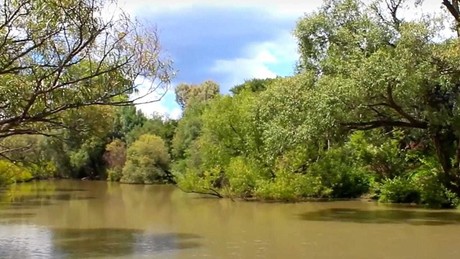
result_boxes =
[42,193,96,201]
[49,188,87,192]
[299,208,460,226]
[53,228,202,258]
[0,193,96,209]
[0,211,36,224]
[0,211,36,218]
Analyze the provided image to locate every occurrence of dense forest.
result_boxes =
[2,0,460,208]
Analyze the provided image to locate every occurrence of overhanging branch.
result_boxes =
[343,119,428,130]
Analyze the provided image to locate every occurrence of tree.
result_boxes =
[171,101,205,160]
[174,80,219,109]
[121,134,171,184]
[230,78,275,95]
[112,106,147,140]
[103,139,126,181]
[0,0,172,141]
[172,81,220,159]
[295,0,460,193]
[125,113,177,146]
[443,0,460,37]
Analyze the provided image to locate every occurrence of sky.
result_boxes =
[119,0,448,119]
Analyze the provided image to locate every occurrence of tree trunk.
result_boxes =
[432,130,460,194]
[443,0,460,37]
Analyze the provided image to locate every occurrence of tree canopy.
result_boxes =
[0,0,172,140]
[3,0,460,208]
[170,0,460,207]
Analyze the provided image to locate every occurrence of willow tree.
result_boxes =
[0,0,172,140]
[174,80,219,109]
[295,0,460,192]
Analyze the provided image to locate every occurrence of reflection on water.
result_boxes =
[0,225,54,259]
[0,225,200,258]
[0,211,36,218]
[1,180,460,258]
[300,208,460,226]
[54,229,201,258]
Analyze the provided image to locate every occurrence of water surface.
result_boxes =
[1,180,460,258]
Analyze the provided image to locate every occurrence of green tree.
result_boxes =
[230,78,276,95]
[0,135,57,179]
[103,139,127,181]
[121,134,171,184]
[125,114,177,149]
[0,0,171,141]
[170,81,220,162]
[295,0,460,193]
[175,81,219,109]
[112,106,147,140]
[41,105,117,178]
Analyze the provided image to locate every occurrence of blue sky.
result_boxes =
[122,0,445,119]
[121,0,322,118]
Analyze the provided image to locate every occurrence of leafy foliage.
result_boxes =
[0,161,33,186]
[0,0,171,139]
[379,158,460,208]
[103,139,127,182]
[175,81,219,109]
[121,134,171,184]
[3,0,460,210]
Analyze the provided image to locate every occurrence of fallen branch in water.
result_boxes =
[176,185,224,198]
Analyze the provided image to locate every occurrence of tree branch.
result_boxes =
[343,119,428,130]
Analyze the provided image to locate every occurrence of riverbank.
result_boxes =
[2,180,460,258]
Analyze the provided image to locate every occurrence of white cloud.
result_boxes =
[210,32,298,90]
[117,0,322,18]
[116,0,449,22]
[136,95,182,120]
[130,78,182,119]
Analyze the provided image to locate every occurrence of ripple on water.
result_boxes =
[0,225,57,258]
[0,225,202,258]
[299,208,460,226]
[54,229,202,258]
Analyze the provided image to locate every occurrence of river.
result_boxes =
[1,180,460,258]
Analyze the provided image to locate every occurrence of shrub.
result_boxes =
[308,146,372,198]
[176,167,225,197]
[29,161,58,179]
[0,160,33,185]
[254,171,302,201]
[412,166,459,208]
[225,157,259,197]
[378,171,459,208]
[107,168,123,182]
[378,177,420,204]
[103,139,127,182]
[254,170,324,201]
[121,134,170,184]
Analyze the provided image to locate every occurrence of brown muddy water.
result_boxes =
[1,180,460,258]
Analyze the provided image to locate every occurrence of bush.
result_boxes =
[176,167,225,197]
[379,167,460,208]
[378,177,420,204]
[254,171,302,201]
[107,168,123,182]
[224,156,274,197]
[347,131,408,180]
[254,170,324,201]
[412,166,459,208]
[103,139,127,181]
[121,134,170,184]
[0,160,33,185]
[28,161,58,179]
[308,146,372,198]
